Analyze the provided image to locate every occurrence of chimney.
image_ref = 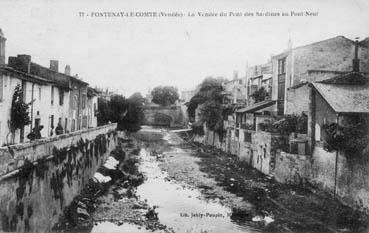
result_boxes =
[233,70,238,80]
[50,60,59,72]
[65,65,71,75]
[353,38,360,72]
[287,38,293,50]
[0,28,6,65]
[8,54,31,73]
[287,29,293,51]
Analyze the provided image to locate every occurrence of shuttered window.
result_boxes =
[0,76,3,102]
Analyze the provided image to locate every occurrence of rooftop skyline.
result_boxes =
[0,0,368,96]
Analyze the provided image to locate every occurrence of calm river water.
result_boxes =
[90,128,261,233]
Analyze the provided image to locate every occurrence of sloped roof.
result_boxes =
[0,66,54,85]
[311,82,369,113]
[318,72,369,85]
[236,100,276,113]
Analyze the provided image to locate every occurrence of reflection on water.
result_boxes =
[88,128,261,233]
[91,221,151,233]
[136,146,260,233]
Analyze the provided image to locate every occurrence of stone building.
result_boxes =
[0,64,55,145]
[245,61,272,104]
[271,36,369,115]
[0,29,96,145]
[8,55,89,134]
[222,71,246,105]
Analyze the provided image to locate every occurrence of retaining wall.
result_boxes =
[0,123,117,233]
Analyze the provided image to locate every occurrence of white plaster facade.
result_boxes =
[0,29,98,146]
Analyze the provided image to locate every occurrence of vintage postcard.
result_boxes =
[0,0,369,232]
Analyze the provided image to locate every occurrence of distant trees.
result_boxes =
[151,86,179,106]
[129,92,145,104]
[97,93,144,132]
[119,93,145,132]
[187,77,228,138]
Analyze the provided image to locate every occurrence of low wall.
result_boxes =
[0,123,117,233]
[312,146,369,212]
[193,123,369,212]
[274,151,311,184]
[237,130,286,176]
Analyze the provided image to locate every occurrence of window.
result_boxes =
[50,115,54,129]
[244,131,252,143]
[59,89,64,105]
[34,119,40,131]
[39,87,41,100]
[73,95,78,109]
[64,118,68,133]
[278,58,286,74]
[0,76,3,102]
[315,123,321,141]
[71,119,75,132]
[82,116,87,128]
[51,86,54,105]
[82,94,86,109]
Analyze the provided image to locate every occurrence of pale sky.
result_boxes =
[0,0,369,96]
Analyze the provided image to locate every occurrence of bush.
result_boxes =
[273,114,307,135]
[323,118,369,158]
[250,87,269,103]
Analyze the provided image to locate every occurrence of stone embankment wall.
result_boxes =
[0,123,117,233]
[195,125,369,212]
[195,126,286,176]
[311,146,369,213]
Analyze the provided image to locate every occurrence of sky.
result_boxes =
[0,0,369,96]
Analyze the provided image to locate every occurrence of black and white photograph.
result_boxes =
[0,0,369,232]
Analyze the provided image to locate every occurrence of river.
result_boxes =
[89,127,262,233]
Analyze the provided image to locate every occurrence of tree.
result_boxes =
[251,87,269,103]
[97,95,128,126]
[187,77,228,138]
[119,94,145,131]
[199,101,223,131]
[96,94,144,132]
[109,95,129,123]
[187,77,225,121]
[151,86,179,106]
[9,84,31,144]
[97,98,112,126]
[129,92,145,105]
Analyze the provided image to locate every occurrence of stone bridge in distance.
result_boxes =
[142,105,187,127]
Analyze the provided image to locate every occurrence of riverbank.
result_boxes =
[53,135,173,233]
[160,132,369,233]
[52,128,369,233]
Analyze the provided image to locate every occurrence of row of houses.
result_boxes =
[192,35,369,212]
[0,29,99,146]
